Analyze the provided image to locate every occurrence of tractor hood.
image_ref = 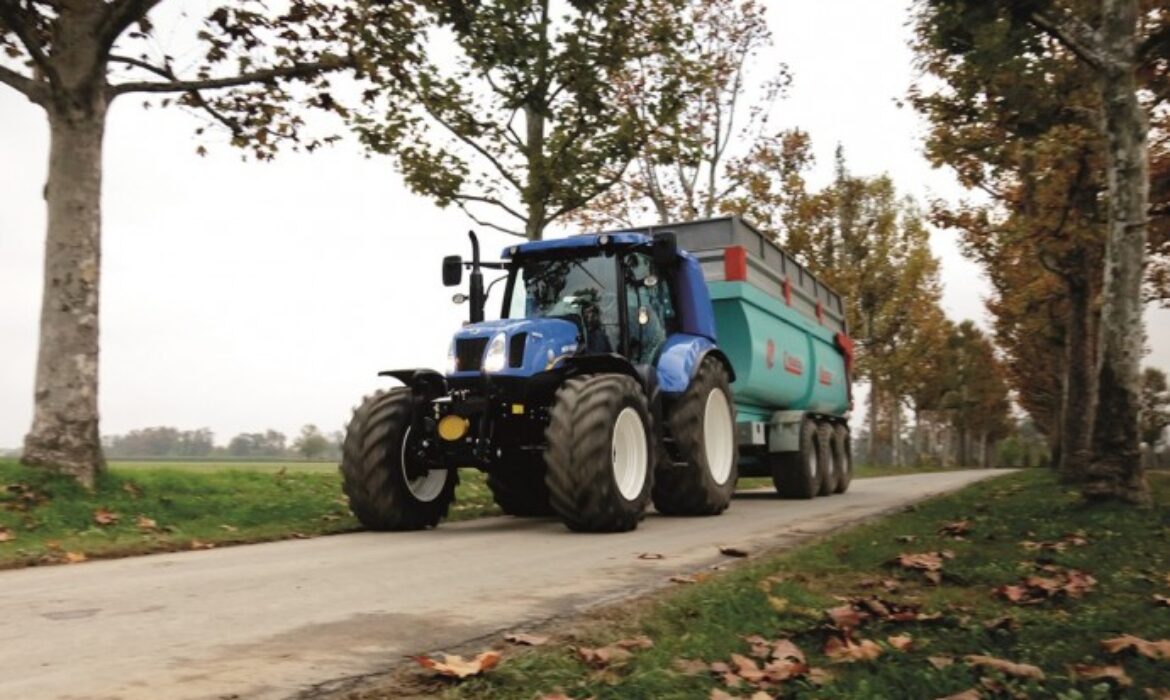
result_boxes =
[448,318,580,377]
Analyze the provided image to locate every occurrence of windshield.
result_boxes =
[506,255,621,354]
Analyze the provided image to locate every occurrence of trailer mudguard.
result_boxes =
[655,334,736,394]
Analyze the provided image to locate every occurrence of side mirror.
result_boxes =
[651,231,678,271]
[442,255,463,287]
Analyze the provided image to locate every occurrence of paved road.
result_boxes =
[0,470,1007,700]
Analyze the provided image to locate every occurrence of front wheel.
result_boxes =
[652,357,738,516]
[340,389,456,530]
[544,374,653,532]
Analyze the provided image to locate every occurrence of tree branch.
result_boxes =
[109,58,349,96]
[108,53,171,80]
[98,0,163,53]
[417,97,524,193]
[454,200,526,238]
[0,3,59,88]
[1028,10,1106,71]
[453,192,528,222]
[0,63,46,105]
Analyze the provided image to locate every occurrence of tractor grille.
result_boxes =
[455,337,489,372]
[508,333,527,368]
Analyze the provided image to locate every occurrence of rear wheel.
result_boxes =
[652,357,738,515]
[817,422,838,496]
[487,452,554,516]
[832,424,853,494]
[545,374,653,532]
[771,417,822,499]
[340,389,456,530]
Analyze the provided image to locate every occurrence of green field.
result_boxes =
[109,460,340,473]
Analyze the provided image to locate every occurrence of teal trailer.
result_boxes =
[623,216,855,497]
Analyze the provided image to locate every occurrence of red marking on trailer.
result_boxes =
[782,278,792,305]
[765,339,776,369]
[819,369,833,386]
[724,246,747,281]
[783,352,803,375]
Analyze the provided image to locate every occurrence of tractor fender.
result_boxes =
[655,334,736,395]
[377,368,448,399]
[558,353,642,382]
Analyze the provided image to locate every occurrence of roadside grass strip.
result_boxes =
[408,470,1170,700]
[0,460,499,568]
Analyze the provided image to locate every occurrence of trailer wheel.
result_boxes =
[832,424,853,494]
[487,454,554,517]
[340,389,455,530]
[817,422,838,496]
[652,357,738,516]
[545,374,653,532]
[771,417,822,499]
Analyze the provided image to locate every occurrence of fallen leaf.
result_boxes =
[93,508,119,526]
[936,690,981,700]
[888,634,913,651]
[995,566,1097,604]
[925,571,942,586]
[824,637,882,663]
[614,636,653,650]
[637,552,664,560]
[939,520,971,537]
[1102,635,1170,660]
[963,654,1045,680]
[771,639,806,664]
[1069,663,1132,687]
[672,658,708,675]
[575,645,632,667]
[895,552,945,572]
[136,515,157,532]
[983,615,1019,632]
[504,633,549,646]
[748,692,771,700]
[413,651,501,678]
[719,545,750,558]
[928,655,955,669]
[0,527,14,542]
[189,540,215,550]
[669,574,698,584]
[767,595,788,612]
[896,535,918,543]
[1154,594,1170,607]
[710,690,735,700]
[122,481,142,498]
[807,666,835,685]
[827,604,865,629]
[220,524,239,533]
[63,551,87,564]
[1146,689,1170,700]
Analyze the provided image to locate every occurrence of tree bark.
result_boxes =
[1058,277,1096,481]
[20,2,109,488]
[1084,0,1151,505]
[524,104,547,241]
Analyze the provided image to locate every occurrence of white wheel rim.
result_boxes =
[611,407,648,501]
[703,388,734,485]
[400,427,447,502]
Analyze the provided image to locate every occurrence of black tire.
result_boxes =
[340,389,456,530]
[544,374,653,532]
[487,453,555,517]
[833,423,853,494]
[652,357,739,516]
[817,422,838,496]
[771,417,823,499]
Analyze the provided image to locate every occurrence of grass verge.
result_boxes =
[397,470,1170,700]
[0,460,498,568]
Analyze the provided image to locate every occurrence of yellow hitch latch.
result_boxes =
[437,415,470,441]
[511,403,525,415]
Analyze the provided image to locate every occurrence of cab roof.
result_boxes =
[501,232,650,258]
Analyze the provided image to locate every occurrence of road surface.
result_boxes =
[0,470,1007,700]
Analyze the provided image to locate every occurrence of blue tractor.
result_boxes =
[341,218,854,532]
[341,228,740,532]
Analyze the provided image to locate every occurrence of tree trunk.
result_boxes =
[1058,277,1096,481]
[524,105,547,241]
[22,102,108,488]
[1085,0,1151,505]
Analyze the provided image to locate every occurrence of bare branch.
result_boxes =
[417,98,524,193]
[453,192,527,222]
[0,63,46,104]
[1029,10,1106,70]
[109,58,350,97]
[108,53,171,80]
[454,200,526,238]
[98,0,163,53]
[0,3,59,88]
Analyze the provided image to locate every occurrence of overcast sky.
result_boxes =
[1,0,1167,448]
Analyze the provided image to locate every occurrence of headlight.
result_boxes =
[482,332,507,373]
[445,341,458,374]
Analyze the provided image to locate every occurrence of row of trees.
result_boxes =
[102,425,341,460]
[911,0,1169,502]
